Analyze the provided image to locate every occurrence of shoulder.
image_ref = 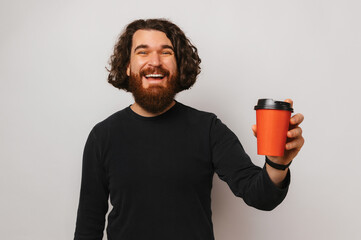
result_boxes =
[91,106,129,137]
[178,102,234,132]
[177,101,217,122]
[177,102,238,143]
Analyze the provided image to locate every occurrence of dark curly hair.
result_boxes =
[107,18,201,93]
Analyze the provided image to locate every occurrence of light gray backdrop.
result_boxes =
[1,0,360,239]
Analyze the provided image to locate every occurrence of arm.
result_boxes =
[252,99,305,187]
[210,115,290,211]
[74,128,109,240]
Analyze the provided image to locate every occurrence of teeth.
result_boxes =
[145,74,164,78]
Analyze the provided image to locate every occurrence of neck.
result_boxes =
[130,100,176,117]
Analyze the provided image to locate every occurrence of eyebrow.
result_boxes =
[134,44,174,53]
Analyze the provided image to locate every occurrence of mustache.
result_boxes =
[140,67,170,77]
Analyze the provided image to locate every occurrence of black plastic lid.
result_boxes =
[254,99,293,112]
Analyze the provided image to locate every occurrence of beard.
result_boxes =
[128,66,179,114]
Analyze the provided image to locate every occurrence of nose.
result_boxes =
[148,52,161,67]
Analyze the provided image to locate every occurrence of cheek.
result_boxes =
[172,62,178,72]
[142,78,149,88]
[129,58,146,73]
[165,59,177,73]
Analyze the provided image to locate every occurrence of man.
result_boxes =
[74,19,304,240]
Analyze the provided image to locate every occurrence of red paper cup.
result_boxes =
[254,99,293,157]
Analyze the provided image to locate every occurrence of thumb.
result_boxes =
[252,124,257,137]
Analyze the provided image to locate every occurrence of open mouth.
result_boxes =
[144,73,166,80]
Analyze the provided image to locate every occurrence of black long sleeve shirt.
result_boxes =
[74,101,290,240]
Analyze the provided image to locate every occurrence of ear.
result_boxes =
[126,63,130,76]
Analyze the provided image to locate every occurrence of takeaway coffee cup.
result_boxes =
[254,99,293,157]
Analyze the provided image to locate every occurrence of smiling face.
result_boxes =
[126,30,179,114]
[127,29,178,89]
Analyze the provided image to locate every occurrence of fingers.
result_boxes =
[284,99,304,125]
[286,122,304,151]
[290,113,304,125]
[286,136,305,150]
[284,99,293,108]
[287,126,302,138]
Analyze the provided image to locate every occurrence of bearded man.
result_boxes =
[74,19,304,240]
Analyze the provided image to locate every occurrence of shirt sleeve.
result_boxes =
[210,115,290,211]
[74,127,109,239]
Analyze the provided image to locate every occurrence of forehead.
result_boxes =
[131,30,173,49]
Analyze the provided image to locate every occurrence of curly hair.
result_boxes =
[107,18,201,93]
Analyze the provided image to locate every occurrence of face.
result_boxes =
[127,29,177,89]
[127,30,179,114]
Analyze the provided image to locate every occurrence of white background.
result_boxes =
[1,0,360,239]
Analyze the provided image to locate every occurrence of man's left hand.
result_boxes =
[252,99,305,165]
